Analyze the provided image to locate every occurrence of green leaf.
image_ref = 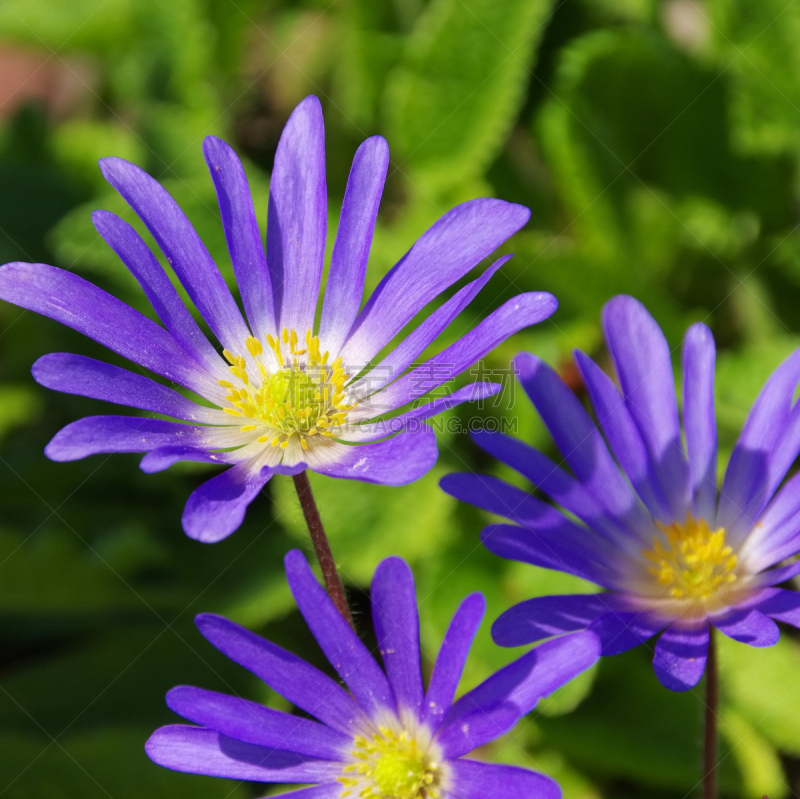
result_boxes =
[532,28,793,320]
[579,0,655,22]
[0,622,259,736]
[49,168,270,296]
[334,0,404,130]
[719,707,788,799]
[0,0,136,53]
[51,120,148,192]
[709,0,800,156]
[0,386,43,446]
[0,728,248,799]
[537,29,776,239]
[714,335,798,438]
[539,647,750,794]
[719,633,800,757]
[384,0,556,190]
[337,30,403,130]
[529,749,602,799]
[675,196,760,258]
[0,529,151,616]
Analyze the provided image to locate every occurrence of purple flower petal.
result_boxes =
[32,354,225,424]
[711,607,779,647]
[576,350,672,522]
[319,135,388,355]
[588,609,665,656]
[492,593,626,647]
[602,295,690,520]
[370,557,423,714]
[718,347,800,543]
[750,587,800,628]
[258,788,341,799]
[166,686,349,760]
[0,262,218,398]
[423,593,485,728]
[652,622,709,691]
[739,470,800,571]
[144,725,340,782]
[440,473,561,527]
[440,470,624,589]
[362,255,511,397]
[750,560,800,586]
[267,95,327,334]
[99,157,251,351]
[45,415,208,461]
[195,613,368,736]
[284,550,396,718]
[341,199,532,366]
[345,384,500,442]
[733,346,800,454]
[441,631,599,754]
[204,136,276,338]
[435,703,521,759]
[469,430,648,550]
[270,460,310,477]
[371,292,557,412]
[140,446,235,474]
[480,521,622,587]
[447,759,561,799]
[92,210,222,376]
[514,352,650,544]
[682,323,717,520]
[763,404,800,496]
[181,459,270,542]
[312,427,438,485]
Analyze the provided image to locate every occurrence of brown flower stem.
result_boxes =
[291,471,354,630]
[703,627,719,799]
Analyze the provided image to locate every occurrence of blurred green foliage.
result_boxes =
[0,0,800,796]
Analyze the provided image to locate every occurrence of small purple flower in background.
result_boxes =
[146,550,600,798]
[0,95,556,542]
[442,295,800,691]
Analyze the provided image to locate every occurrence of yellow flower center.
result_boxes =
[339,726,441,799]
[642,514,738,601]
[218,328,353,450]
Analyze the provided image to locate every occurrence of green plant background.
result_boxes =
[0,0,799,796]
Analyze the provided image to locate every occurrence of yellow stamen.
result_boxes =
[642,514,738,602]
[338,724,441,799]
[245,336,263,356]
[219,328,354,452]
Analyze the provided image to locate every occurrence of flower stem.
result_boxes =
[292,471,354,630]
[703,627,719,799]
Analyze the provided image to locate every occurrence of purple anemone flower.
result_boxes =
[0,95,556,542]
[441,294,800,692]
[146,550,600,798]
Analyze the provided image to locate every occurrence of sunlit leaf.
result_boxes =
[385,0,556,191]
